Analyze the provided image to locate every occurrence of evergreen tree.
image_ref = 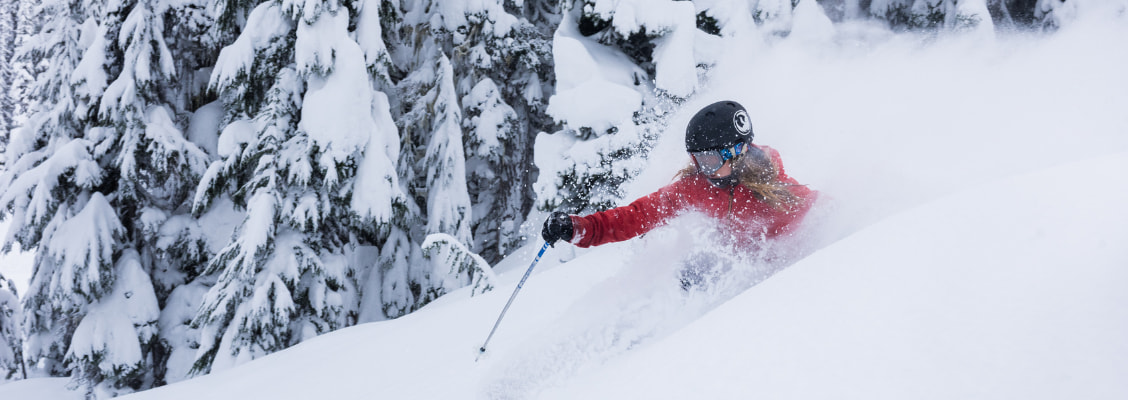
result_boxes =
[986,0,1017,28]
[65,249,160,398]
[1002,0,1039,26]
[1,0,19,153]
[1033,0,1065,28]
[375,0,559,277]
[141,0,225,386]
[536,0,697,215]
[0,274,23,381]
[420,233,497,297]
[868,0,999,31]
[462,78,523,261]
[374,0,547,317]
[374,226,420,320]
[163,0,224,113]
[754,0,797,34]
[350,0,411,323]
[423,55,472,246]
[376,0,476,318]
[875,0,953,30]
[60,0,212,393]
[421,54,474,291]
[456,0,558,264]
[0,0,110,378]
[5,0,37,151]
[191,0,387,374]
[2,0,209,394]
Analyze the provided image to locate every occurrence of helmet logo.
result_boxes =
[733,110,751,135]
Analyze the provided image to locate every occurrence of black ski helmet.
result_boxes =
[685,101,754,152]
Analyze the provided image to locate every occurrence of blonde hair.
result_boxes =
[676,146,801,212]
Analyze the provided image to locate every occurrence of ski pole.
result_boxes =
[476,241,551,360]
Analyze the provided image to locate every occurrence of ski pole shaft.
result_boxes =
[477,241,551,359]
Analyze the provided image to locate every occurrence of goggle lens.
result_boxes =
[691,151,725,175]
[691,143,746,175]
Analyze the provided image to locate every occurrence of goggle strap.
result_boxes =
[719,142,745,160]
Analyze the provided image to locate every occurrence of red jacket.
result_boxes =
[570,145,817,248]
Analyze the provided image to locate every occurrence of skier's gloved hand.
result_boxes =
[541,211,574,247]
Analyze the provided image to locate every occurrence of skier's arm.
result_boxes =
[569,180,686,248]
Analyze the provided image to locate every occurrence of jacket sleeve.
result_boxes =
[570,179,687,248]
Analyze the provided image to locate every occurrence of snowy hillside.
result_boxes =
[3,3,1128,400]
[539,152,1128,400]
[14,145,1122,400]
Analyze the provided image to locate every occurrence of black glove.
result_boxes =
[541,211,574,247]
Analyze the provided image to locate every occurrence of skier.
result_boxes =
[541,100,819,262]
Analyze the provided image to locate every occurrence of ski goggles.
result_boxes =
[691,142,748,176]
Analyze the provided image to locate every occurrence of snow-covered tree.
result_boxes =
[372,226,419,320]
[7,189,124,378]
[366,0,550,317]
[98,0,211,253]
[417,54,476,298]
[462,78,524,261]
[0,273,23,380]
[65,250,160,398]
[886,0,954,30]
[423,55,473,246]
[62,0,213,392]
[0,0,112,378]
[454,0,558,264]
[353,0,394,89]
[374,0,480,318]
[376,0,558,271]
[1,0,37,161]
[1,0,210,393]
[161,0,223,114]
[349,0,413,324]
[536,0,696,214]
[154,279,208,384]
[999,0,1039,26]
[190,0,392,374]
[1,0,19,151]
[867,0,998,31]
[420,233,497,296]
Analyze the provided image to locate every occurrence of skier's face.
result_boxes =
[704,160,738,188]
[690,142,746,177]
[708,160,733,179]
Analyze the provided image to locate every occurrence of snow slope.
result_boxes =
[0,378,78,399]
[540,152,1128,400]
[57,145,1120,400]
